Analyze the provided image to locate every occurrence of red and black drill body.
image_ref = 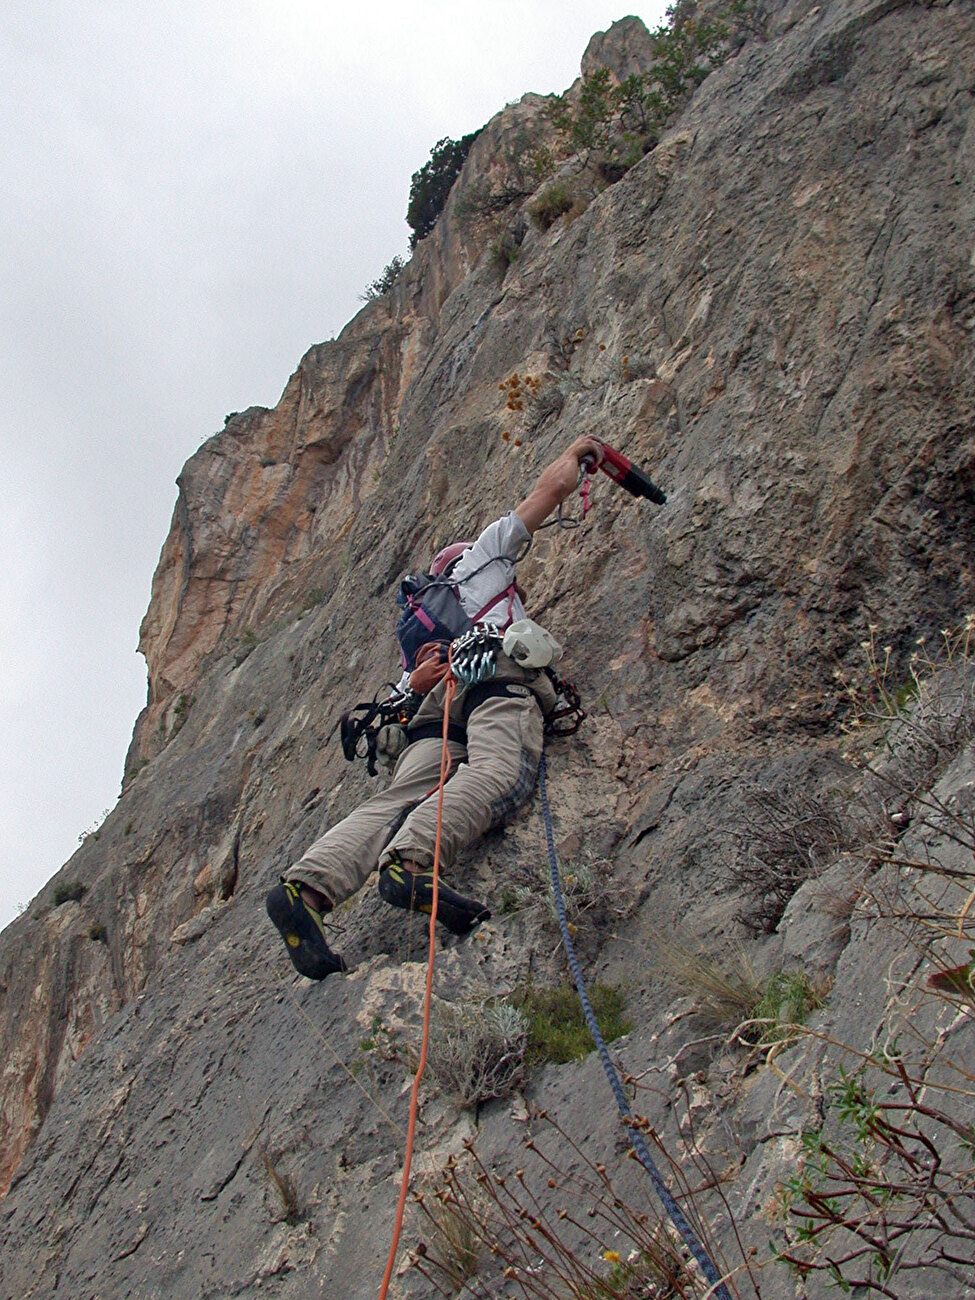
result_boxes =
[582,440,666,505]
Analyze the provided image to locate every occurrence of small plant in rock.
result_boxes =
[731,784,868,933]
[845,617,975,797]
[358,1014,403,1063]
[776,1046,975,1294]
[299,586,327,614]
[529,179,577,230]
[496,848,626,938]
[497,369,543,448]
[834,614,975,937]
[260,1145,302,1225]
[234,629,260,667]
[249,1123,303,1225]
[500,369,533,410]
[771,622,975,1292]
[647,929,765,1028]
[412,1174,485,1292]
[541,858,625,933]
[170,692,195,737]
[409,1109,744,1298]
[489,224,524,271]
[53,880,87,907]
[427,1000,530,1109]
[584,1239,689,1298]
[358,1015,388,1054]
[648,931,827,1052]
[726,0,771,40]
[242,1091,305,1227]
[739,969,829,1047]
[512,981,631,1067]
[77,807,111,844]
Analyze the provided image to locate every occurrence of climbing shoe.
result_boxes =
[377,858,491,936]
[266,881,347,980]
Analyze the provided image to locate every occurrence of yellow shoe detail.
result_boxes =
[286,933,301,949]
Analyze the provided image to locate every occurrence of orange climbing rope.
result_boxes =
[377,671,457,1299]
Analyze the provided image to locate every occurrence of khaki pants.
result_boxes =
[286,664,550,908]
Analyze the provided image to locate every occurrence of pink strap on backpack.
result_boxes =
[470,582,517,631]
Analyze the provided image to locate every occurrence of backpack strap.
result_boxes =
[405,595,438,635]
[470,582,518,631]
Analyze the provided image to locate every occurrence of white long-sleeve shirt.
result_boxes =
[450,511,528,626]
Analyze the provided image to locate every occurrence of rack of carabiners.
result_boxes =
[448,623,586,736]
[449,622,503,685]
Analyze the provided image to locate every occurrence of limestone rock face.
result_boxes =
[582,13,660,80]
[3,3,975,1297]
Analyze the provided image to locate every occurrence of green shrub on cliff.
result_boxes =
[513,980,630,1065]
[53,880,87,907]
[406,130,480,247]
[547,0,759,182]
[361,254,406,301]
[529,180,575,231]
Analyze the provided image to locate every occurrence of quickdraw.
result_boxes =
[544,670,586,737]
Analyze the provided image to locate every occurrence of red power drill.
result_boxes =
[581,439,666,505]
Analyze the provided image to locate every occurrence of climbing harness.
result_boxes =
[340,669,580,774]
[339,687,421,776]
[537,753,733,1300]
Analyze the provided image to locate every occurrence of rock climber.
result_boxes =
[266,435,604,979]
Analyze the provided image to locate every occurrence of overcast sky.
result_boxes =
[0,1,667,931]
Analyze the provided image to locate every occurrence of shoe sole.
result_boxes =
[266,887,346,980]
[378,870,491,936]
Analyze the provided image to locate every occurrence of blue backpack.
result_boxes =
[394,570,517,672]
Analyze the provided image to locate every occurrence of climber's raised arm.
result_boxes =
[514,435,604,535]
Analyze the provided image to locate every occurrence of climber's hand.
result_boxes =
[516,436,604,534]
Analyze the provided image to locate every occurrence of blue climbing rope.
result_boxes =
[537,753,733,1300]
